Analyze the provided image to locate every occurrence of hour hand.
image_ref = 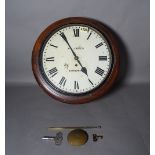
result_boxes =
[81,67,88,76]
[81,67,94,85]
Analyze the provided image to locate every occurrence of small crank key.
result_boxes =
[42,132,63,145]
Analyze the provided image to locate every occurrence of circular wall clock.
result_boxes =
[32,17,120,104]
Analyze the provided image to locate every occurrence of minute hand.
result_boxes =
[60,32,78,59]
[60,32,88,75]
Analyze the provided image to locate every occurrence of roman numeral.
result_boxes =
[73,29,79,37]
[95,42,103,48]
[46,57,54,61]
[95,67,104,76]
[48,67,58,77]
[50,44,58,48]
[74,81,79,89]
[87,33,92,40]
[99,56,107,61]
[88,79,93,85]
[59,76,67,86]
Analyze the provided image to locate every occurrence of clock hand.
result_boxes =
[60,32,94,85]
[81,67,88,76]
[76,59,88,76]
[75,60,93,85]
[60,32,88,76]
[76,60,93,84]
[78,64,93,85]
[60,32,78,59]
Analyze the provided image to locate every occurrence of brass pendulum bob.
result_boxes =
[67,129,88,146]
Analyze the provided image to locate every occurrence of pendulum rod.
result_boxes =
[48,125,101,131]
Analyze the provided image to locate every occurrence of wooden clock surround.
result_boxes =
[32,17,120,104]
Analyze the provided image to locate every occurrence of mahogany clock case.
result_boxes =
[32,17,120,104]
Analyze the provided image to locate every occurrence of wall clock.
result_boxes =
[32,17,120,104]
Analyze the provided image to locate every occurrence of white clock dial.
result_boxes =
[41,24,112,94]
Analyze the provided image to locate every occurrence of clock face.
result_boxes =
[40,24,112,95]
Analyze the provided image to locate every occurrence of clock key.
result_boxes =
[42,132,63,145]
